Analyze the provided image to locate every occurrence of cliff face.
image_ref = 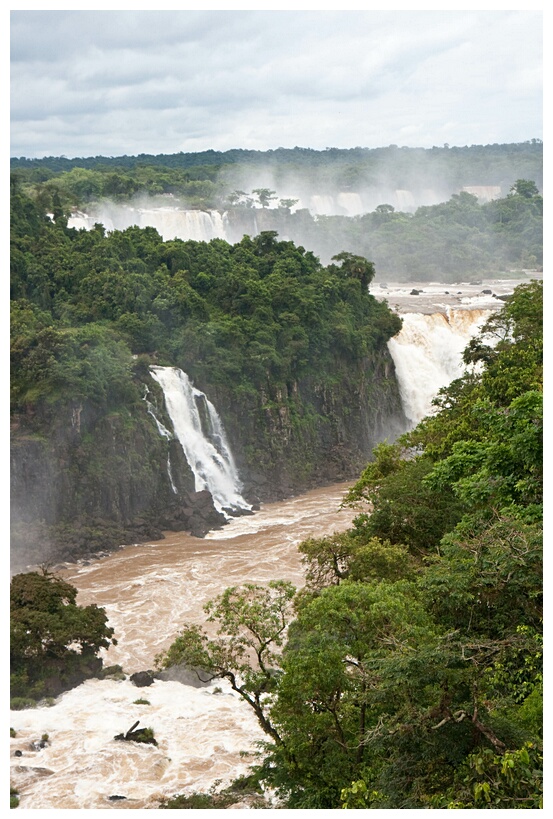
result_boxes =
[207,346,406,502]
[10,348,406,571]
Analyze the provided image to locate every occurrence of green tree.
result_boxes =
[10,570,116,700]
[509,179,540,198]
[155,581,296,744]
[252,188,277,208]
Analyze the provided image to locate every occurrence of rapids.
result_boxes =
[11,275,537,808]
[10,484,357,809]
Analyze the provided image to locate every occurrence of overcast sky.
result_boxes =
[10,7,543,160]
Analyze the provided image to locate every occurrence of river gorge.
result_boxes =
[11,269,539,809]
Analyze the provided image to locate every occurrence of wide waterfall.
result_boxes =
[388,307,490,428]
[149,365,251,516]
[69,205,229,242]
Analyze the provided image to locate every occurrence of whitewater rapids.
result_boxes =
[10,484,357,809]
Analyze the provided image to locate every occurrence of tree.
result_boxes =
[252,188,277,208]
[155,580,296,744]
[266,580,441,807]
[10,569,116,700]
[330,251,375,288]
[278,198,299,211]
[509,179,540,198]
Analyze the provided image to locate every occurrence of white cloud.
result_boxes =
[10,9,542,158]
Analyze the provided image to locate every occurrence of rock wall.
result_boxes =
[10,348,406,571]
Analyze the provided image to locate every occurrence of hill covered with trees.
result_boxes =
[10,141,543,278]
[156,279,543,809]
[10,176,405,569]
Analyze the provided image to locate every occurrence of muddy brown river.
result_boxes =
[10,483,356,809]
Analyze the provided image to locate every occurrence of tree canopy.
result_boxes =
[10,570,116,702]
[158,280,542,808]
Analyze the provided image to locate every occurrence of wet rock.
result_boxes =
[114,720,158,746]
[154,663,213,688]
[223,506,254,518]
[130,671,155,688]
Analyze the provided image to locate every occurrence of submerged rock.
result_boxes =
[114,720,158,746]
[154,663,213,688]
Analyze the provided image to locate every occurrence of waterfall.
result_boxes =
[149,366,251,516]
[309,194,335,215]
[388,308,491,428]
[143,387,178,494]
[336,192,364,215]
[68,205,229,243]
[138,208,227,241]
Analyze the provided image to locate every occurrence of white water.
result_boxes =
[10,484,356,809]
[142,386,178,494]
[149,366,250,515]
[388,307,490,428]
[69,205,229,242]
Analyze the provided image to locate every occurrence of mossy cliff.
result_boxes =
[11,345,405,570]
[10,182,406,569]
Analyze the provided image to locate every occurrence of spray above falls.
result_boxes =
[149,366,251,517]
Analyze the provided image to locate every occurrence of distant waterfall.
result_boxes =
[69,205,229,243]
[388,308,491,428]
[149,366,251,515]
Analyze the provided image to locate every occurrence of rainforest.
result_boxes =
[10,145,542,809]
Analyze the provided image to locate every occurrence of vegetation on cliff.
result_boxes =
[11,176,404,565]
[157,280,542,808]
[11,141,543,277]
[11,175,399,397]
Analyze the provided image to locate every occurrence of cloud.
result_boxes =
[10,9,542,158]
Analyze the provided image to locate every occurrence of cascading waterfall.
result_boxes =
[68,205,229,242]
[388,307,491,428]
[142,386,178,493]
[149,366,251,516]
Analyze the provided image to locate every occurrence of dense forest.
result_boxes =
[10,175,404,568]
[10,140,543,192]
[10,142,543,278]
[154,279,543,808]
[11,279,543,807]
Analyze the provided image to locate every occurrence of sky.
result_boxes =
[9,5,544,160]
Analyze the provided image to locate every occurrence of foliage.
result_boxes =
[10,569,116,700]
[343,443,466,555]
[159,773,266,809]
[10,786,20,809]
[158,281,542,808]
[431,742,542,808]
[340,779,384,809]
[11,176,401,415]
[156,580,296,744]
[11,141,542,278]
